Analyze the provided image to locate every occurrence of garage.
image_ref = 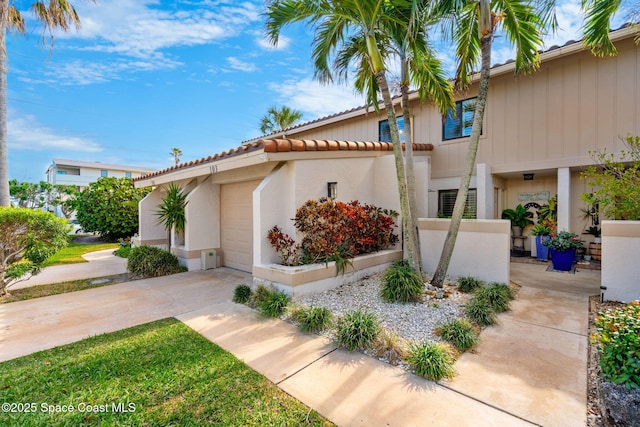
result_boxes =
[220,180,261,272]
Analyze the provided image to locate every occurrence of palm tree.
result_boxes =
[170,147,183,165]
[582,0,639,57]
[430,0,545,287]
[0,1,84,206]
[265,0,451,271]
[155,183,188,247]
[331,1,454,272]
[259,105,303,135]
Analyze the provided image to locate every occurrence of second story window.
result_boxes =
[379,116,405,143]
[443,98,477,141]
[101,170,108,177]
[125,172,132,178]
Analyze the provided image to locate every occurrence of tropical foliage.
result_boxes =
[126,245,187,278]
[9,180,79,218]
[542,231,584,252]
[267,199,398,268]
[155,183,188,243]
[169,147,183,165]
[581,134,640,220]
[0,1,85,206]
[259,105,303,135]
[75,177,150,240]
[265,0,454,273]
[0,207,68,296]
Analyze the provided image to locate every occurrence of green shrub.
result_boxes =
[256,288,290,317]
[248,285,270,309]
[436,319,479,351]
[127,246,187,278]
[457,276,484,293]
[336,310,380,351]
[296,306,332,333]
[594,300,640,388]
[114,245,131,258]
[380,260,424,303]
[474,283,512,313]
[406,341,455,381]
[232,284,253,304]
[464,298,497,326]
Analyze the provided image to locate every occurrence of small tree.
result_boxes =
[259,105,303,136]
[0,207,68,296]
[155,183,188,246]
[170,147,182,165]
[75,177,150,240]
[581,134,640,220]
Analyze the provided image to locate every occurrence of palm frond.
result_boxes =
[496,0,544,74]
[582,0,621,57]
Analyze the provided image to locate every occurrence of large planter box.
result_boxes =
[253,249,402,296]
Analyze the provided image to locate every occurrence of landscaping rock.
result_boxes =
[598,380,640,427]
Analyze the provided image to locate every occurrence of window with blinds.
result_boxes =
[443,98,477,140]
[438,189,477,218]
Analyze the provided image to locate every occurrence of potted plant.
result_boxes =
[501,204,534,236]
[584,225,602,243]
[542,231,584,271]
[531,224,552,261]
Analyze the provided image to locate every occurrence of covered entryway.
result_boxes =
[220,180,261,272]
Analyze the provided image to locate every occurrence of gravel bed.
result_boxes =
[292,273,470,344]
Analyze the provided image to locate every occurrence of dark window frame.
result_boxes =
[442,97,478,141]
[378,116,406,143]
[438,188,477,219]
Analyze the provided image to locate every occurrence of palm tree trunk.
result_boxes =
[374,69,419,271]
[400,57,422,274]
[0,1,9,207]
[431,33,492,288]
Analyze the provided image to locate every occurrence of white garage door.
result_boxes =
[220,180,260,272]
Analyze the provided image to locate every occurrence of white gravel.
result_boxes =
[292,273,471,344]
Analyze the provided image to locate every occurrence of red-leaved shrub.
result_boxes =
[268,199,398,265]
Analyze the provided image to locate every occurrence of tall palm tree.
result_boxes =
[265,0,427,270]
[0,1,84,206]
[430,0,545,287]
[170,147,182,165]
[331,1,454,272]
[259,105,303,135]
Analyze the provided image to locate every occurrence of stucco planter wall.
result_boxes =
[253,249,402,296]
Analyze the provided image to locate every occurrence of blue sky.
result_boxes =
[6,0,620,181]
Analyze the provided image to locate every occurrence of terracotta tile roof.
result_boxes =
[134,139,433,182]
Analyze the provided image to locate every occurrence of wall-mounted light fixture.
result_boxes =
[523,173,534,181]
[327,182,337,200]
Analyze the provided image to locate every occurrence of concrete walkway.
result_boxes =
[0,263,601,426]
[12,249,127,289]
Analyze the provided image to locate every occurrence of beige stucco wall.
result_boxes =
[184,176,219,252]
[419,219,511,284]
[601,220,640,302]
[137,188,166,244]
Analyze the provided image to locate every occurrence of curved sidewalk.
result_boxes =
[0,263,600,426]
[11,249,127,290]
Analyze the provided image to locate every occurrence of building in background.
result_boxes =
[46,158,156,191]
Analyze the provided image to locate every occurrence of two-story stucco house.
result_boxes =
[132,26,639,290]
[47,158,156,191]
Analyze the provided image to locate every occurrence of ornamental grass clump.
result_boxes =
[456,276,484,293]
[380,260,424,303]
[372,329,408,365]
[232,284,253,304]
[256,288,291,318]
[436,319,479,352]
[464,297,497,326]
[594,300,640,388]
[474,283,513,313]
[406,341,455,381]
[295,306,333,333]
[336,310,380,351]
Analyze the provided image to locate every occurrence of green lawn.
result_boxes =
[41,239,120,267]
[0,319,333,426]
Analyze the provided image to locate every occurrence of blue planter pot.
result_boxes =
[535,236,550,261]
[550,248,576,271]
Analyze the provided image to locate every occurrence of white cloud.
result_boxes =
[256,34,291,50]
[227,57,257,72]
[269,77,365,119]
[8,114,102,152]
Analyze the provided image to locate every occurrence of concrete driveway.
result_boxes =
[0,268,250,362]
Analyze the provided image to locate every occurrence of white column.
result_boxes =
[476,163,493,219]
[557,167,571,231]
